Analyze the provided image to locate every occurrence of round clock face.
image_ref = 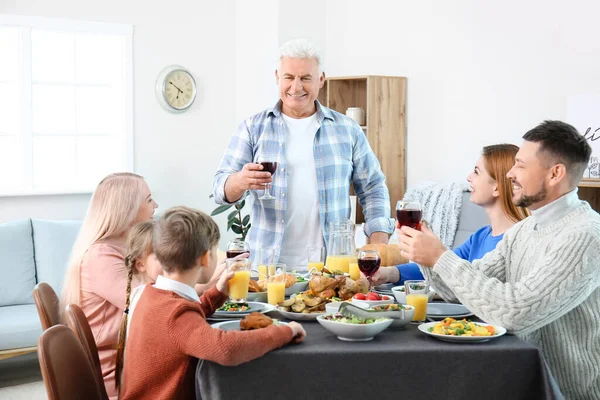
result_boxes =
[162,69,196,111]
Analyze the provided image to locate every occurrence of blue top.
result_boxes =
[395,225,503,284]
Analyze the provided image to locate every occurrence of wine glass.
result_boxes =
[357,249,381,290]
[257,158,277,201]
[396,200,423,230]
[226,239,250,259]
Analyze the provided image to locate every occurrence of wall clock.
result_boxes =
[155,65,197,113]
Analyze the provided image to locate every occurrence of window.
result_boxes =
[0,15,133,196]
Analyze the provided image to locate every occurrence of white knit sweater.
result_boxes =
[422,190,600,399]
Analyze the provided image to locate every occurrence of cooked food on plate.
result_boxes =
[429,318,496,336]
[240,312,273,330]
[217,301,251,312]
[277,273,370,314]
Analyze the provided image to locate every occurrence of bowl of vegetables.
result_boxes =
[316,313,392,341]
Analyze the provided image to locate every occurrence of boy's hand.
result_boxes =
[216,268,235,294]
[287,322,306,344]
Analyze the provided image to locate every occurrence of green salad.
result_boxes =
[322,314,388,324]
[217,302,250,312]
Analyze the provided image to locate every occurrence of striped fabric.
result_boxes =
[213,101,394,261]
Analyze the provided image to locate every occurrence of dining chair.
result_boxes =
[33,282,61,330]
[65,303,108,399]
[37,324,107,400]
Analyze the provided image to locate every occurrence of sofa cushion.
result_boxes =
[0,219,36,306]
[452,192,489,248]
[32,219,82,297]
[0,304,42,349]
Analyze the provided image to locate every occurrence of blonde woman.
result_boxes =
[61,172,157,399]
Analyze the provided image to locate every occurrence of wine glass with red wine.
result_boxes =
[396,200,423,230]
[226,239,250,259]
[257,158,277,201]
[357,249,381,290]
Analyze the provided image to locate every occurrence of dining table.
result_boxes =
[196,317,563,400]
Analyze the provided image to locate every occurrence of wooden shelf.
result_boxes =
[578,180,600,211]
[578,180,600,188]
[319,75,407,223]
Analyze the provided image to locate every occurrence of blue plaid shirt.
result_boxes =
[213,101,394,261]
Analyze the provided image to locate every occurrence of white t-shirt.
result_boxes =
[279,113,325,268]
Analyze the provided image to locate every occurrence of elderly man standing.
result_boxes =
[213,39,393,266]
[399,120,600,399]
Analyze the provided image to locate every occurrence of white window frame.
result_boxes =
[0,14,133,196]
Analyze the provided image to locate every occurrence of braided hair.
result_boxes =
[115,221,154,390]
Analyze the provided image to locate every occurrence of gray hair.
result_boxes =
[278,38,324,73]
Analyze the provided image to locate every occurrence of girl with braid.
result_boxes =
[115,221,162,390]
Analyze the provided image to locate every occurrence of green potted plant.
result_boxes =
[209,196,251,241]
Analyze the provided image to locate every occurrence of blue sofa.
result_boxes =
[0,219,81,354]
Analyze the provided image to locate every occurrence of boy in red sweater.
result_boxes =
[120,206,306,399]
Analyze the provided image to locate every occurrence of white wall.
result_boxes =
[325,0,600,188]
[0,0,237,236]
[3,0,600,236]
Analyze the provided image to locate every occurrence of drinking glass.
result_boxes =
[267,263,287,306]
[405,280,429,323]
[349,261,360,280]
[255,246,277,280]
[396,200,423,230]
[307,246,325,272]
[357,249,381,289]
[257,157,277,201]
[226,258,251,303]
[226,239,250,259]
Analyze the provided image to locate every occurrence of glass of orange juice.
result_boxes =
[267,263,287,306]
[349,262,360,280]
[405,280,429,324]
[227,258,251,303]
[307,246,325,272]
[255,246,277,279]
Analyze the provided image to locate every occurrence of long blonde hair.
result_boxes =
[115,221,154,389]
[61,172,147,314]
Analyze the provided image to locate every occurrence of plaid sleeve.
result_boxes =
[351,125,395,236]
[212,120,254,205]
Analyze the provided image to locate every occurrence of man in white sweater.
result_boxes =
[399,120,600,399]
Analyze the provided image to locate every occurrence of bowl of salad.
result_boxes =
[316,313,392,341]
[369,303,414,329]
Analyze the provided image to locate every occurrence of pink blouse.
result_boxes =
[80,238,138,399]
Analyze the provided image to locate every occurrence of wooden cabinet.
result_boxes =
[318,75,407,223]
[578,180,600,211]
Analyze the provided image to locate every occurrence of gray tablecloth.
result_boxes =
[196,322,563,400]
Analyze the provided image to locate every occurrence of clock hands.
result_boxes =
[169,81,184,94]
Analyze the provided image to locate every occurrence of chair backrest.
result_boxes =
[33,282,61,330]
[37,325,107,400]
[65,303,108,399]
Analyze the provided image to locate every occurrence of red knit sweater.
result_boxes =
[120,285,294,400]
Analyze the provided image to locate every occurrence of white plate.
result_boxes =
[208,303,276,321]
[211,319,288,331]
[426,303,473,319]
[277,308,325,321]
[317,315,393,341]
[213,302,267,317]
[418,321,507,343]
[285,281,309,296]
